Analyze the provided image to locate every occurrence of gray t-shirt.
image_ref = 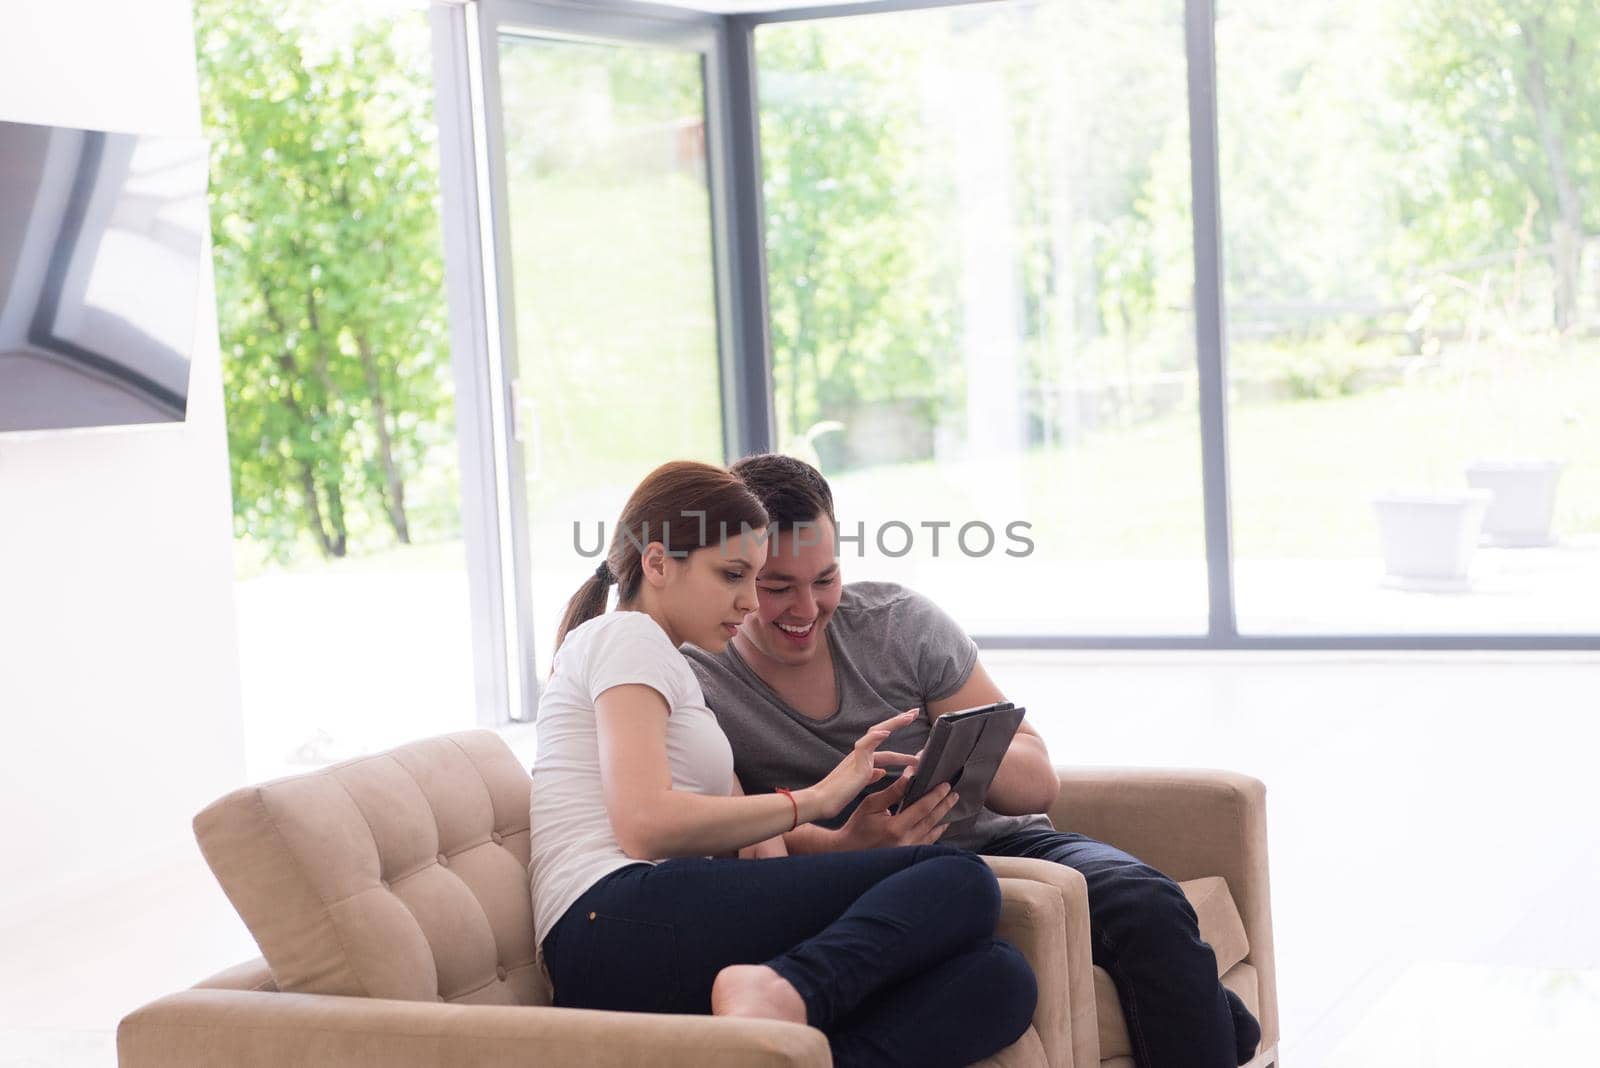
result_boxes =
[682,580,1051,851]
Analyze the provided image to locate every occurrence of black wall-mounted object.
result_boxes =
[0,118,208,435]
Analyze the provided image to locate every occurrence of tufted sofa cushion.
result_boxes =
[193,731,548,1006]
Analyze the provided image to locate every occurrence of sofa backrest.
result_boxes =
[193,730,550,1006]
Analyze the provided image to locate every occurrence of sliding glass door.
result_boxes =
[755,0,1209,635]
[482,4,729,680]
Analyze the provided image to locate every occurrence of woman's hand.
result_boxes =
[798,709,920,821]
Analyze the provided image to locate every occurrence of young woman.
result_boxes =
[530,460,1037,1068]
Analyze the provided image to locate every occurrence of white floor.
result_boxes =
[987,651,1600,1066]
[3,651,1598,1066]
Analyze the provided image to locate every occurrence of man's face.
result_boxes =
[737,513,842,667]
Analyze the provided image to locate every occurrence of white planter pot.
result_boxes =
[1372,490,1491,591]
[1463,460,1565,547]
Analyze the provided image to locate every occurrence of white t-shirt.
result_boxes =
[528,610,735,946]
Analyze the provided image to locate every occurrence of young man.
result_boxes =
[682,453,1261,1068]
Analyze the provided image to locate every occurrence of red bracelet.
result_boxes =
[775,787,799,832]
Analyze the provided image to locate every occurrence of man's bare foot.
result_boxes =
[710,964,807,1025]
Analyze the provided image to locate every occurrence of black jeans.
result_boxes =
[541,844,1036,1068]
[984,828,1258,1068]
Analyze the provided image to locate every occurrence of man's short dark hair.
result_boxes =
[728,453,837,534]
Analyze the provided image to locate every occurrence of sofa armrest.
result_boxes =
[987,857,1097,1068]
[1048,767,1278,1054]
[117,989,830,1068]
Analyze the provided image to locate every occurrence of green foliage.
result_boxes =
[759,3,1196,466]
[1232,334,1401,401]
[1398,0,1600,329]
[195,0,453,562]
[1215,0,1598,335]
[492,37,725,516]
[1215,2,1408,307]
[758,25,955,457]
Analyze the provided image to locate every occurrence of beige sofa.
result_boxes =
[1025,769,1279,1068]
[117,731,1277,1068]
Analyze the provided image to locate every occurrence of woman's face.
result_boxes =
[660,527,768,653]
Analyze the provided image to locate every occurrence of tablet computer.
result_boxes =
[893,701,1026,824]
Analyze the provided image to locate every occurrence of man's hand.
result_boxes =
[833,769,961,850]
[737,835,789,860]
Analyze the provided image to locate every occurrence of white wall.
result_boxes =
[0,0,246,917]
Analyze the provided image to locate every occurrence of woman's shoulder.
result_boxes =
[559,610,691,684]
[564,608,672,648]
[545,610,694,716]
[549,611,653,679]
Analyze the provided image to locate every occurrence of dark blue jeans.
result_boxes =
[541,844,1036,1068]
[983,828,1258,1068]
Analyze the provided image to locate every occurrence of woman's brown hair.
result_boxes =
[553,460,769,655]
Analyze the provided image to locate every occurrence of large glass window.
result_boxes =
[494,31,726,675]
[1219,0,1600,633]
[757,0,1206,634]
[196,0,476,780]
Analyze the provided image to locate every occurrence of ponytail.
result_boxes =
[553,560,617,668]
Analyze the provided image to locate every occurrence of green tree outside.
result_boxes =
[196,0,453,564]
[1400,0,1600,331]
[758,24,954,463]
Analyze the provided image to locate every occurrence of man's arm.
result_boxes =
[926,658,1058,816]
[783,821,842,855]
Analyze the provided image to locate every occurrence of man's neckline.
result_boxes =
[725,627,846,725]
